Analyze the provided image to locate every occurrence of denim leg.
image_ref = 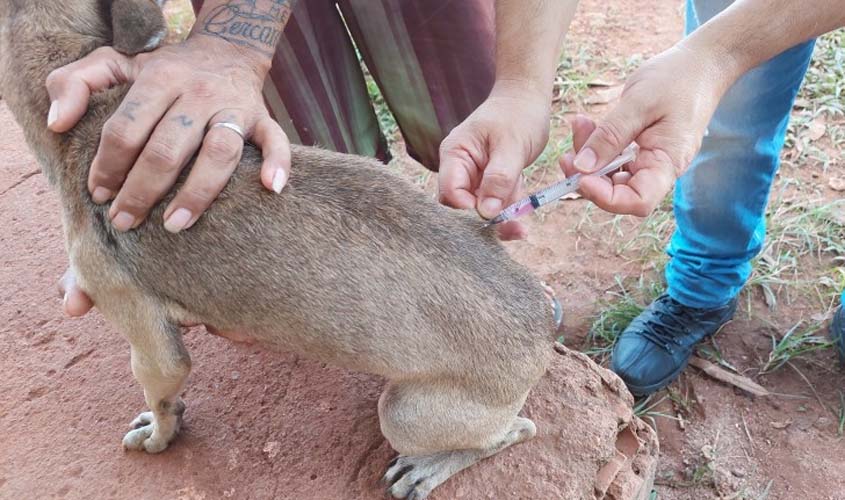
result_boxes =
[665,0,816,309]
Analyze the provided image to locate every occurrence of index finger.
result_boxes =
[45,47,136,132]
[437,148,481,210]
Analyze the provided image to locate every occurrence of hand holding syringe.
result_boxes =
[484,142,640,227]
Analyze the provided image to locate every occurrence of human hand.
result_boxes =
[438,81,551,240]
[560,44,738,216]
[46,35,290,233]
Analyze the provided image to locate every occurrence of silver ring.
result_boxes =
[209,122,245,140]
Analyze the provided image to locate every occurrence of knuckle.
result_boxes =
[118,190,154,213]
[180,185,220,206]
[141,142,182,172]
[45,68,67,89]
[189,80,215,99]
[594,121,626,150]
[483,170,517,192]
[204,137,242,164]
[101,120,139,152]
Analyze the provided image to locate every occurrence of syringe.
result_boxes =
[484,142,640,227]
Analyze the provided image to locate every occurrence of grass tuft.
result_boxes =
[760,321,835,374]
[583,277,664,362]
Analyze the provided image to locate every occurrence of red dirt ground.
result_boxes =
[2,0,845,499]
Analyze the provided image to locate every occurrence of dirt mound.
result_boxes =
[0,101,655,499]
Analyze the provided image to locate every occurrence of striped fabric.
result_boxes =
[191,0,495,170]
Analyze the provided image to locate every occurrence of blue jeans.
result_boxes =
[665,0,817,309]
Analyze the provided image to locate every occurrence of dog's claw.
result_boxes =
[129,411,154,430]
[383,457,435,500]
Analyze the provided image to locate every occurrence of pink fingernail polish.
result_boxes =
[111,211,135,232]
[164,208,192,234]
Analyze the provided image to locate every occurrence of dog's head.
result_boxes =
[0,0,167,63]
[0,0,169,162]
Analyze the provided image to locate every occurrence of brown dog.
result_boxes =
[0,1,555,498]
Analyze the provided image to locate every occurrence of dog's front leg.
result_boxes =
[119,317,191,454]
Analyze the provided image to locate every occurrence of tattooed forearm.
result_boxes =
[197,0,294,58]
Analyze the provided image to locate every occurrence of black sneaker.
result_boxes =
[611,293,737,396]
[831,306,845,367]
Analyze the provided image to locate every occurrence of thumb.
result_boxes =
[45,47,135,133]
[476,146,526,219]
[574,98,647,173]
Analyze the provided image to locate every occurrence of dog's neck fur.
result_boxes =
[0,3,111,193]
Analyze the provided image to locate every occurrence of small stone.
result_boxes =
[829,176,845,192]
[732,467,747,478]
[263,441,281,460]
[770,419,792,430]
[814,417,831,430]
[806,118,826,141]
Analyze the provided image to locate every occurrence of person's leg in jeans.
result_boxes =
[191,0,390,161]
[338,0,496,170]
[611,0,816,395]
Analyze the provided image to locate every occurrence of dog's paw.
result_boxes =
[122,412,169,453]
[383,455,441,500]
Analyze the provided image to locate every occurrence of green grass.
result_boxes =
[784,29,845,169]
[837,391,845,437]
[748,197,845,312]
[582,276,664,362]
[553,47,597,107]
[760,321,835,374]
[633,393,680,426]
[364,73,400,146]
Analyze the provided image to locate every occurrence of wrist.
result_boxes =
[490,78,553,104]
[676,34,745,96]
[678,14,757,90]
[190,0,295,77]
[185,33,272,81]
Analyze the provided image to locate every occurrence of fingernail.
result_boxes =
[574,147,597,172]
[91,186,113,204]
[164,208,192,234]
[47,101,59,128]
[480,198,502,218]
[272,169,287,194]
[111,211,135,232]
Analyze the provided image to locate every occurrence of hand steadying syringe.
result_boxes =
[484,142,640,227]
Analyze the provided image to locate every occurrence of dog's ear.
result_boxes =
[105,0,168,55]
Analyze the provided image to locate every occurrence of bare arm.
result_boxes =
[494,0,579,97]
[565,0,845,217]
[438,0,579,238]
[684,0,845,81]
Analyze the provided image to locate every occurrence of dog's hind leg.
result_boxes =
[121,322,190,453]
[379,380,535,500]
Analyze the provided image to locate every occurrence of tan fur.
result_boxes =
[0,1,555,497]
